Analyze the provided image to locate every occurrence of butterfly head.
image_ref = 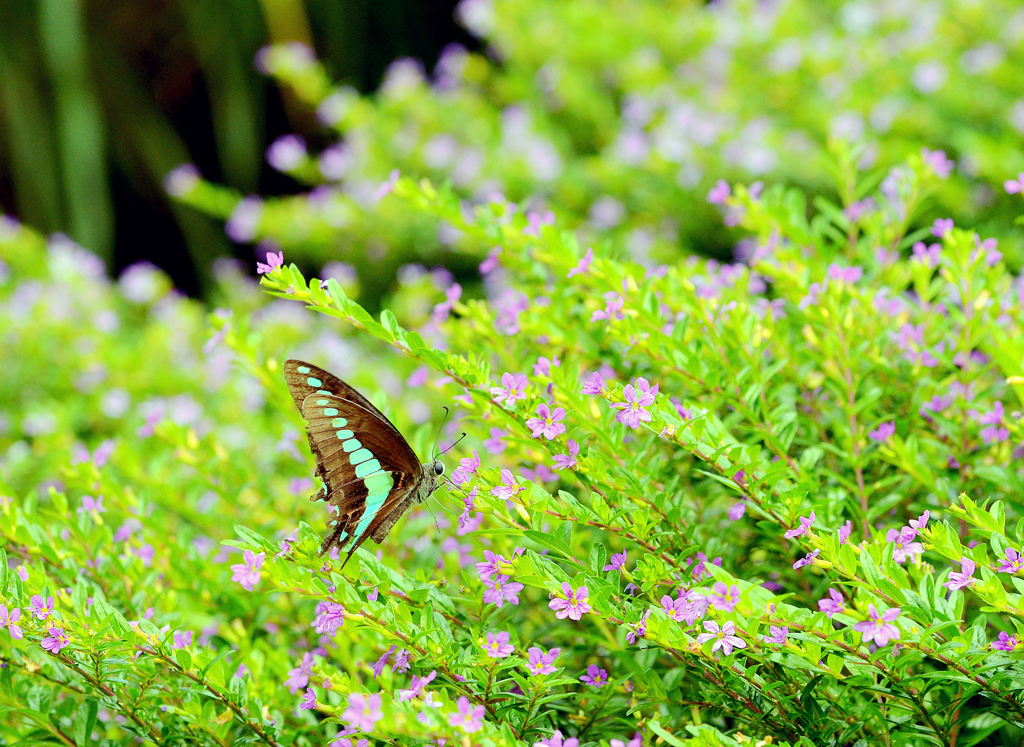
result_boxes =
[432,460,445,476]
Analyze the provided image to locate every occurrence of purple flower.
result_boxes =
[911,241,941,267]
[483,575,524,608]
[449,695,485,733]
[372,648,393,677]
[173,630,193,649]
[342,692,383,732]
[793,548,820,570]
[523,211,555,236]
[728,502,746,521]
[909,511,930,531]
[526,403,568,440]
[553,439,580,471]
[869,421,896,442]
[0,606,23,640]
[299,687,317,711]
[921,147,954,178]
[932,218,954,237]
[579,664,608,688]
[998,548,1024,574]
[661,595,687,622]
[367,586,379,602]
[40,626,68,653]
[256,250,283,275]
[612,377,658,429]
[490,470,524,501]
[992,631,1020,651]
[372,169,400,201]
[827,263,863,284]
[707,179,731,204]
[568,248,593,278]
[28,595,54,621]
[114,518,143,543]
[490,372,529,408]
[708,582,741,612]
[391,649,411,674]
[784,511,815,539]
[603,550,626,571]
[548,582,592,620]
[887,527,924,564]
[451,451,481,486]
[765,626,788,645]
[484,427,507,454]
[475,550,508,582]
[1005,173,1024,194]
[313,601,346,636]
[526,646,560,676]
[397,670,437,701]
[943,558,976,591]
[77,495,105,514]
[533,731,579,747]
[852,605,901,647]
[837,520,853,545]
[580,373,607,397]
[266,134,307,171]
[284,653,315,693]
[230,550,265,591]
[610,735,643,747]
[626,611,650,645]
[483,630,515,658]
[818,589,845,618]
[979,401,1009,444]
[533,356,560,378]
[920,395,951,418]
[696,620,746,655]
[591,292,626,322]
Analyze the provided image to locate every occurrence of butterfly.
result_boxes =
[284,359,445,566]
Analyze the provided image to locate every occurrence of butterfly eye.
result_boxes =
[433,461,445,476]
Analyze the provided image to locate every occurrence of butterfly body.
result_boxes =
[284,359,442,565]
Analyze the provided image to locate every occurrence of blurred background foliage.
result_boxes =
[0,0,473,296]
[4,0,1024,307]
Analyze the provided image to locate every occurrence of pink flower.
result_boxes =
[482,575,524,608]
[1005,173,1024,194]
[475,551,508,581]
[313,601,346,635]
[852,605,901,647]
[568,248,593,278]
[451,451,481,486]
[230,550,265,591]
[341,692,383,732]
[40,626,68,653]
[482,630,515,658]
[256,250,283,275]
[579,664,608,688]
[932,218,954,237]
[707,179,731,204]
[28,595,54,621]
[921,147,954,178]
[869,421,896,442]
[943,558,976,591]
[661,595,687,622]
[533,731,579,747]
[765,626,788,645]
[553,440,580,471]
[490,372,529,408]
[696,620,746,655]
[526,403,568,439]
[449,695,485,733]
[526,646,560,676]
[992,631,1019,651]
[999,547,1024,574]
[612,378,658,429]
[707,582,741,612]
[603,550,626,571]
[548,582,592,620]
[490,470,524,501]
[397,670,437,701]
[580,372,606,396]
[837,520,853,544]
[591,293,625,322]
[0,605,23,640]
[886,526,923,564]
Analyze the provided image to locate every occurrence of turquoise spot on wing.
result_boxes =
[336,429,354,440]
[342,438,361,453]
[364,472,393,494]
[351,486,392,545]
[317,390,330,395]
[297,366,311,374]
[349,448,373,465]
[316,399,329,406]
[307,377,323,387]
[355,459,382,479]
[324,408,338,416]
[331,417,348,428]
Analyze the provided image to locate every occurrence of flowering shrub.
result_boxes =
[170,0,1024,285]
[4,125,1024,745]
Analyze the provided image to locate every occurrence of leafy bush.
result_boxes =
[173,0,1024,283]
[3,135,1024,745]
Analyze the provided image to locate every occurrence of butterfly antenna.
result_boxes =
[431,407,451,461]
[437,432,468,458]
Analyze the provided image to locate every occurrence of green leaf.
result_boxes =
[649,720,686,747]
[175,649,192,670]
[72,698,99,745]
